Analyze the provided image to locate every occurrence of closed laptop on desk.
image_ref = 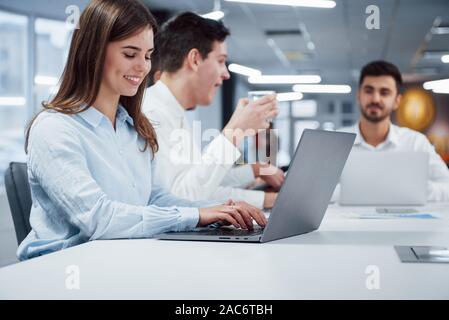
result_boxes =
[156,129,356,243]
[339,151,428,206]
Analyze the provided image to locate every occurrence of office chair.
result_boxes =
[4,162,32,245]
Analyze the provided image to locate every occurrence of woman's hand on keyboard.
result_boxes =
[198,200,267,230]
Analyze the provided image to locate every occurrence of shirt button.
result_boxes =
[132,182,136,188]
[119,150,123,155]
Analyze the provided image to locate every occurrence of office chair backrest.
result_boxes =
[4,162,32,245]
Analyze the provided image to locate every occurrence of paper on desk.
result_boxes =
[344,212,438,219]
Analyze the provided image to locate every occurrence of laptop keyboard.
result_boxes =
[195,226,264,237]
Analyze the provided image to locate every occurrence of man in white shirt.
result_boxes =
[337,60,449,202]
[142,12,285,209]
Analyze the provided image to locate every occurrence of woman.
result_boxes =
[18,0,266,260]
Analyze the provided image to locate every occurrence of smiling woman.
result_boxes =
[17,0,267,260]
[25,0,159,154]
[98,27,155,126]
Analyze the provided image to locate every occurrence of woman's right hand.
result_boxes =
[198,200,267,230]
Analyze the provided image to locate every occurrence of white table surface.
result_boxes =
[1,204,449,300]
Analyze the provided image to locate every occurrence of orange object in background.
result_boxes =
[396,88,436,132]
[428,134,449,165]
[395,87,449,166]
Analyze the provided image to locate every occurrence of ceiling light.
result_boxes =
[202,0,225,20]
[228,63,261,77]
[277,92,303,102]
[423,78,449,90]
[224,0,336,9]
[442,55,449,63]
[431,26,449,35]
[293,84,351,94]
[248,75,321,84]
[432,88,449,94]
[422,50,449,59]
[201,11,225,20]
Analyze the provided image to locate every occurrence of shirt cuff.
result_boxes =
[220,164,256,188]
[176,207,200,231]
[203,134,241,165]
[236,165,256,187]
[236,189,265,209]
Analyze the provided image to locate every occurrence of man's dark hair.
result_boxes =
[359,60,403,93]
[147,44,161,86]
[157,12,230,73]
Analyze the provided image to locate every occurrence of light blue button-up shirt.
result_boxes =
[18,105,202,260]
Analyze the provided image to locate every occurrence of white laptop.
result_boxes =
[339,151,429,206]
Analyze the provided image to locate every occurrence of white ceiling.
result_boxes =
[2,0,447,89]
[145,0,449,89]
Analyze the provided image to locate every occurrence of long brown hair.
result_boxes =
[25,0,159,155]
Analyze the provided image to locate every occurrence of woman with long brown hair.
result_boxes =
[18,0,266,260]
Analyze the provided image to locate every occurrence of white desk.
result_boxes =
[1,204,449,299]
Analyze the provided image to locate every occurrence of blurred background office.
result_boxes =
[1,0,448,266]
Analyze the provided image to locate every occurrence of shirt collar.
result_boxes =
[116,105,135,127]
[152,80,186,119]
[387,123,399,146]
[77,104,134,128]
[77,105,103,128]
[353,121,399,147]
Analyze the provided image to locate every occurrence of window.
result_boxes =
[0,10,28,190]
[342,119,355,127]
[294,120,320,147]
[273,101,291,166]
[327,101,335,114]
[273,119,290,167]
[34,18,71,112]
[342,101,353,114]
[0,13,71,191]
[277,101,290,118]
[291,100,317,118]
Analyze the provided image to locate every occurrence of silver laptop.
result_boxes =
[340,151,428,206]
[156,129,356,243]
